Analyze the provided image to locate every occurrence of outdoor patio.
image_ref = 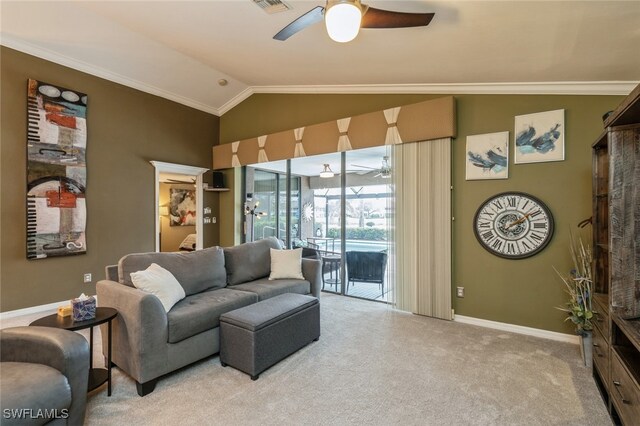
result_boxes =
[321,275,392,302]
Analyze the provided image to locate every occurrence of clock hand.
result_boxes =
[506,212,532,229]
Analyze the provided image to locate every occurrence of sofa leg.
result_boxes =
[136,379,158,397]
[251,374,259,381]
[220,361,227,367]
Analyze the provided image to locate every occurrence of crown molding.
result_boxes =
[252,81,638,96]
[217,81,636,114]
[2,35,635,117]
[1,34,222,116]
[217,87,254,116]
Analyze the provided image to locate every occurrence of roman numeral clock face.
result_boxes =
[473,192,554,259]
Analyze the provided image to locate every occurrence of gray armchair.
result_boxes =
[0,326,90,425]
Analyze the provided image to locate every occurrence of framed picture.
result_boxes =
[26,79,88,260]
[465,131,509,180]
[514,109,565,164]
[169,188,196,226]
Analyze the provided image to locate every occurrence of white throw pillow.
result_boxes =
[269,248,304,280]
[130,263,186,312]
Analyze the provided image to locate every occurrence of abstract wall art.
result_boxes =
[465,131,509,180]
[169,188,196,226]
[514,109,565,164]
[27,79,88,260]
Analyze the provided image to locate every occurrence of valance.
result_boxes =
[212,96,456,170]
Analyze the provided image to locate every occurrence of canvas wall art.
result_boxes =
[466,131,509,180]
[169,188,196,226]
[514,109,565,164]
[26,79,88,260]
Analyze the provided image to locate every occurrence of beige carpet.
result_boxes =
[2,294,610,425]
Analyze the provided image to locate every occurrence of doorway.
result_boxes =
[151,161,208,252]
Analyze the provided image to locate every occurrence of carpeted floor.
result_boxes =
[2,294,611,425]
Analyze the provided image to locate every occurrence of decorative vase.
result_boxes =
[580,331,593,367]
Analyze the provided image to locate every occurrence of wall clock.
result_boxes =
[473,192,554,259]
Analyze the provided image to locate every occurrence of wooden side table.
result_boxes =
[30,307,118,396]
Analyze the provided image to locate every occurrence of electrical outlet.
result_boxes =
[456,286,464,298]
[83,273,92,283]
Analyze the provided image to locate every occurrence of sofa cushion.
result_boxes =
[231,278,310,301]
[130,263,185,312]
[0,362,71,425]
[269,248,304,280]
[224,237,282,285]
[119,246,226,296]
[167,288,258,343]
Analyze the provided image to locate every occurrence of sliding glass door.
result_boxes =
[246,167,299,245]
[303,153,342,294]
[245,146,393,303]
[344,147,394,302]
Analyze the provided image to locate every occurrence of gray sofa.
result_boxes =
[96,237,321,396]
[0,326,90,425]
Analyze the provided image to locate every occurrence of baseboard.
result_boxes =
[454,315,580,345]
[0,295,98,321]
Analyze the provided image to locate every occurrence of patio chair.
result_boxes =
[292,241,321,260]
[345,251,388,297]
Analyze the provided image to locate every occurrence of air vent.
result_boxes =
[252,0,292,14]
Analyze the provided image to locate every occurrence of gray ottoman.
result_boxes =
[219,293,320,380]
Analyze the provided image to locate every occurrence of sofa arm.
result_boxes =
[301,258,322,298]
[105,264,118,281]
[96,280,169,383]
[0,326,90,425]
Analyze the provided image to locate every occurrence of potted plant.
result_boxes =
[555,232,593,366]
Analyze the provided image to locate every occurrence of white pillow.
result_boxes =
[130,263,186,312]
[269,248,304,280]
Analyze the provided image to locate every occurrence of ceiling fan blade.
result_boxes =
[273,6,325,41]
[361,7,434,29]
[350,164,377,170]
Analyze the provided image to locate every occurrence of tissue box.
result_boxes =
[71,296,96,321]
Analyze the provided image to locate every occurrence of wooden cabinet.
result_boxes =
[592,83,640,425]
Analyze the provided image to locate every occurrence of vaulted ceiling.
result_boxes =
[2,1,639,116]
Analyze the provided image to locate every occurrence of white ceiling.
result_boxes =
[2,1,639,116]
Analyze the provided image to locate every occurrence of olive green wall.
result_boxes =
[0,47,220,312]
[220,93,624,333]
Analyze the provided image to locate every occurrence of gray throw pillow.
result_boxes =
[224,237,282,285]
[118,246,226,296]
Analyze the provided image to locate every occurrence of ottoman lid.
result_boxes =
[220,293,318,332]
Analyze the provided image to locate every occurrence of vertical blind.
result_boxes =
[393,138,452,320]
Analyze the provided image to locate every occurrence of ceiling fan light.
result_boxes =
[319,164,335,178]
[325,1,362,43]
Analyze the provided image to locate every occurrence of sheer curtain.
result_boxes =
[391,138,452,320]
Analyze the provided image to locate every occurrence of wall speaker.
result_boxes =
[212,171,225,189]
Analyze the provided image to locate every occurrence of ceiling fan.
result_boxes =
[350,156,392,178]
[274,0,434,43]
